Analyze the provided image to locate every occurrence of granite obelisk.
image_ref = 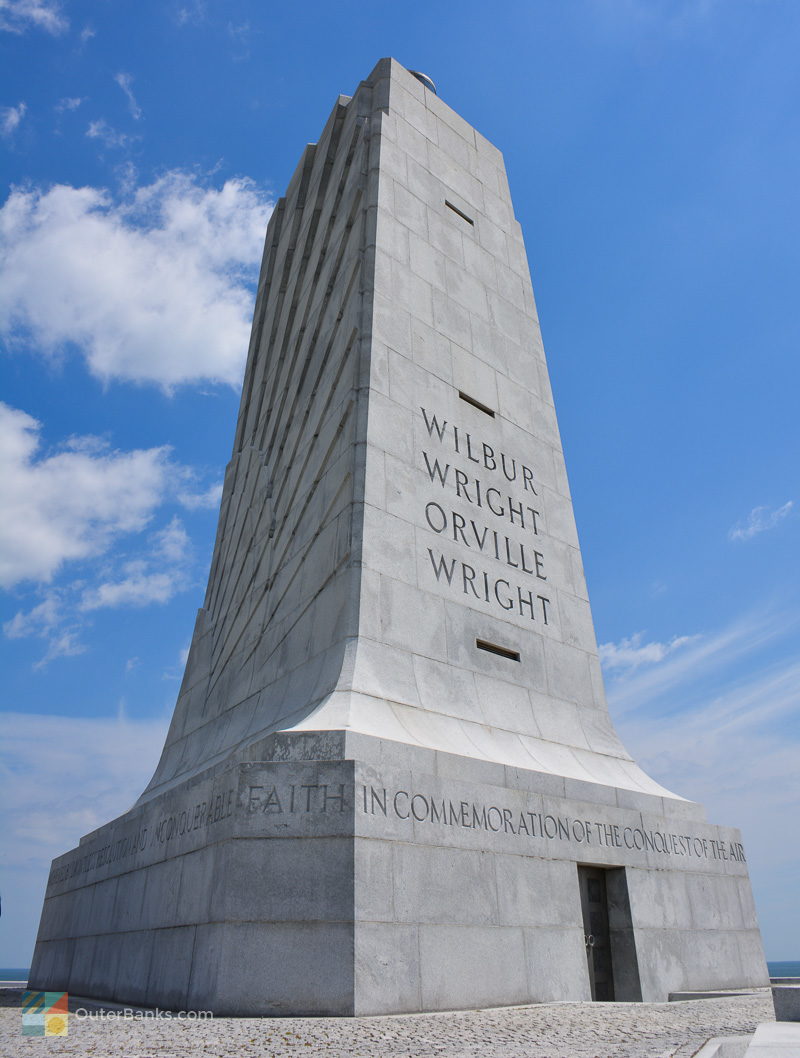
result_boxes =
[30,58,768,1015]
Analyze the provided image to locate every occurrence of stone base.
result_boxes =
[694,1038,751,1058]
[30,732,769,1015]
[772,985,800,1021]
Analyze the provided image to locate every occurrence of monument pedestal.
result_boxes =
[32,731,765,1014]
[30,57,768,1012]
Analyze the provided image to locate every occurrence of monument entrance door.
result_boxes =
[579,866,615,1001]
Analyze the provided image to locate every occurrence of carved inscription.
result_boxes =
[48,828,148,884]
[420,407,551,623]
[247,783,347,813]
[244,779,747,866]
[47,784,235,887]
[362,784,747,863]
[150,787,234,847]
[48,776,747,893]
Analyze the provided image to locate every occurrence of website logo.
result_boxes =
[22,991,69,1036]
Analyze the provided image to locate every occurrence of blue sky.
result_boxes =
[1,0,798,967]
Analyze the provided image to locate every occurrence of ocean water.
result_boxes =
[768,961,800,977]
[0,969,29,983]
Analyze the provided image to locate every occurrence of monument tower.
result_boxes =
[30,58,768,1015]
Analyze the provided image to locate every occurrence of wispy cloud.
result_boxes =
[0,171,272,388]
[1,101,26,137]
[0,707,171,962]
[0,710,169,871]
[0,0,67,34]
[114,72,142,121]
[86,118,133,149]
[163,641,191,680]
[729,501,793,542]
[618,645,800,856]
[227,20,251,61]
[603,610,784,718]
[79,516,192,611]
[55,96,84,113]
[606,607,800,955]
[1,591,88,667]
[599,630,698,671]
[589,0,724,37]
[174,0,206,26]
[4,594,60,638]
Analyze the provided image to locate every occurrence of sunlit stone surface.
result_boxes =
[29,58,769,1015]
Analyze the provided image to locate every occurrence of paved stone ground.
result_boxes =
[0,989,773,1058]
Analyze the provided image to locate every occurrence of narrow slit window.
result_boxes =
[445,200,474,226]
[459,391,495,417]
[476,639,520,662]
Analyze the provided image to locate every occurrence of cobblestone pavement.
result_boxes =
[0,989,774,1058]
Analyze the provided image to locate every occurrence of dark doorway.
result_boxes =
[577,865,642,1002]
[578,865,615,1000]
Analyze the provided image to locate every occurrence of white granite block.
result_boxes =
[419,924,528,1009]
[354,922,422,1014]
[426,207,466,264]
[432,286,473,349]
[409,230,447,291]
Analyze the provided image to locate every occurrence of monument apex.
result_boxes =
[29,58,768,1015]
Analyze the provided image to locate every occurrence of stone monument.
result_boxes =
[29,58,769,1015]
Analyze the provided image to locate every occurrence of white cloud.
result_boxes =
[0,402,174,588]
[0,171,272,388]
[599,630,698,671]
[79,516,192,611]
[227,20,251,61]
[80,568,178,609]
[55,96,84,113]
[0,0,66,34]
[153,516,191,562]
[622,665,800,890]
[4,514,195,664]
[178,480,223,510]
[606,610,800,957]
[174,0,206,26]
[86,118,133,149]
[603,611,783,719]
[35,628,87,667]
[729,501,793,542]
[3,591,87,667]
[0,405,221,665]
[1,709,169,869]
[1,101,26,136]
[0,708,170,963]
[114,72,142,120]
[611,614,798,742]
[3,593,60,638]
